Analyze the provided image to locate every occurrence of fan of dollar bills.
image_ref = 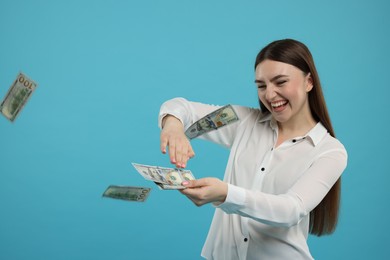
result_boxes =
[132,163,196,190]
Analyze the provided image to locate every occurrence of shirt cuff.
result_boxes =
[158,113,184,129]
[215,184,246,214]
[158,98,189,129]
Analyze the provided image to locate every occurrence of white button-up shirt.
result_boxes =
[159,98,348,260]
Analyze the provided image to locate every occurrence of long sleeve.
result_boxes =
[217,144,348,227]
[158,97,251,148]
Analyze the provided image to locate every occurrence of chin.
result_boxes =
[272,114,290,124]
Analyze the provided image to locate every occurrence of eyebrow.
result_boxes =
[254,74,288,84]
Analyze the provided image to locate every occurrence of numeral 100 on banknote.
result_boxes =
[0,72,38,122]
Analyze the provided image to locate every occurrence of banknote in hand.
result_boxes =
[103,185,151,202]
[184,104,239,139]
[132,163,195,190]
[0,72,38,122]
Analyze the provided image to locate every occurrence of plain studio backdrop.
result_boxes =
[0,1,389,259]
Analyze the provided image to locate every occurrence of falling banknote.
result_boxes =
[0,72,38,122]
[102,185,151,202]
[132,163,196,190]
[184,104,239,139]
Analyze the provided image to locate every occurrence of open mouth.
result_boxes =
[271,100,288,111]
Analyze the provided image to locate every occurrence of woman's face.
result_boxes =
[255,59,313,125]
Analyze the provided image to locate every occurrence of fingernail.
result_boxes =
[182,181,189,186]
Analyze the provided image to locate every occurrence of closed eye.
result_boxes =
[276,80,287,86]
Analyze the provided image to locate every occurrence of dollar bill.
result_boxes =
[0,72,38,122]
[185,104,239,139]
[132,163,195,190]
[102,185,151,202]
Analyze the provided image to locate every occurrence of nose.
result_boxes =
[265,85,277,101]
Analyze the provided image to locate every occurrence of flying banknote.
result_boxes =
[0,72,38,122]
[184,104,239,139]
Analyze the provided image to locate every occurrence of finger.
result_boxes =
[175,140,191,168]
[186,196,203,207]
[180,188,206,207]
[182,178,208,188]
[182,193,203,207]
[182,142,195,165]
[160,135,168,154]
[188,145,195,159]
[179,156,189,168]
[180,186,200,197]
[168,140,177,164]
[175,143,186,168]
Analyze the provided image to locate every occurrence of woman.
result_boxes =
[158,39,348,259]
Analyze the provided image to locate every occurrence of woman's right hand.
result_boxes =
[160,115,195,168]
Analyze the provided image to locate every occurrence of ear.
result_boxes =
[305,73,314,92]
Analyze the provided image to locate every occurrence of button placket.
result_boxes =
[259,146,274,175]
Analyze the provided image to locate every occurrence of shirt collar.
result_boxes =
[304,122,328,146]
[258,114,328,146]
[259,113,273,123]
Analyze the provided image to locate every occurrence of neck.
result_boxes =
[277,114,317,137]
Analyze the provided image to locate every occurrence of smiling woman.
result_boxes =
[255,60,315,140]
[158,39,348,259]
[253,39,342,236]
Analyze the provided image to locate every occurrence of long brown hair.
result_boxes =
[254,39,341,236]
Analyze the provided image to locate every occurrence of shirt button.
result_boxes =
[261,167,265,171]
[292,139,296,143]
[244,238,248,242]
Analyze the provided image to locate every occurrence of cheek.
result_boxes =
[287,90,308,105]
[257,90,266,102]
[258,91,270,108]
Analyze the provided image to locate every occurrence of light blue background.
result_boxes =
[0,1,389,259]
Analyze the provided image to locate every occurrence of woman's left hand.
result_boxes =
[180,178,228,206]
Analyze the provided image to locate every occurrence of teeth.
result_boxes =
[271,101,287,108]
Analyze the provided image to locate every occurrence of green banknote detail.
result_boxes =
[184,104,239,139]
[132,162,196,190]
[103,185,151,202]
[0,72,38,122]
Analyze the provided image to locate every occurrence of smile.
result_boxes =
[271,100,288,108]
